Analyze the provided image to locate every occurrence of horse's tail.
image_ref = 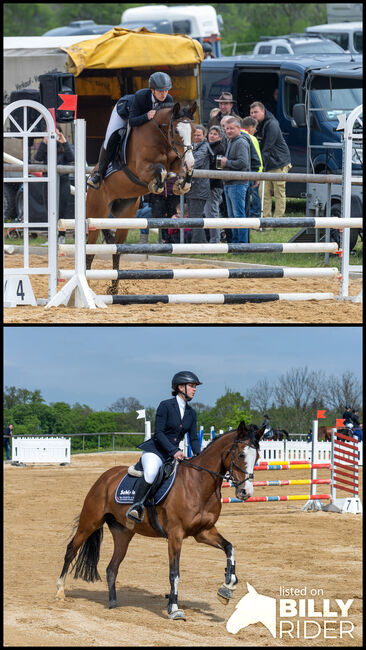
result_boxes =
[71,521,104,583]
[283,430,290,440]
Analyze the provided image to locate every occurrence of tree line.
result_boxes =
[4,3,327,46]
[3,367,362,445]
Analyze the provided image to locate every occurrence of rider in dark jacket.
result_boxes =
[87,72,173,189]
[343,405,353,428]
[126,371,202,524]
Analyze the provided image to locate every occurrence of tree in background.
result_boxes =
[4,3,328,40]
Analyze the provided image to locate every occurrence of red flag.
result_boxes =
[317,409,326,419]
[336,418,345,428]
[58,94,78,117]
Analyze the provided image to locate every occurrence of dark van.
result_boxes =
[200,54,362,199]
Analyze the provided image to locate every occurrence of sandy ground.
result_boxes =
[4,253,362,324]
[4,452,362,647]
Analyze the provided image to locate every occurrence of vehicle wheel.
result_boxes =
[330,202,359,251]
[3,185,17,220]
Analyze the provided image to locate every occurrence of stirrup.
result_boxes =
[126,504,144,523]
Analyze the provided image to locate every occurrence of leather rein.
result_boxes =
[179,433,256,489]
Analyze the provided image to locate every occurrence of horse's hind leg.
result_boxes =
[56,501,105,600]
[105,514,135,608]
[194,526,238,605]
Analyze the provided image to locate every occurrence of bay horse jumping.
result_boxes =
[56,421,265,621]
[86,101,197,295]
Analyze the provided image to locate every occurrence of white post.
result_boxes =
[144,420,151,441]
[339,104,363,302]
[301,419,323,511]
[45,119,106,308]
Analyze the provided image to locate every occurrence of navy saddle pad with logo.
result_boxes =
[115,464,178,505]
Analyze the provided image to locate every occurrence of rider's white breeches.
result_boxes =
[346,422,354,429]
[104,105,126,148]
[141,452,164,484]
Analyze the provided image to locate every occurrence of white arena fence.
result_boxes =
[3,101,363,308]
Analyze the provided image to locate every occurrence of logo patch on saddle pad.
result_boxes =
[114,464,178,505]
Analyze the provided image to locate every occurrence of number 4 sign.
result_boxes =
[4,275,37,307]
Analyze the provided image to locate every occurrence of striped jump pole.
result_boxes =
[222,479,331,488]
[58,217,363,230]
[59,242,339,255]
[222,494,331,503]
[253,463,331,470]
[59,267,340,281]
[99,293,335,305]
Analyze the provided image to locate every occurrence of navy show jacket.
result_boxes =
[138,397,200,460]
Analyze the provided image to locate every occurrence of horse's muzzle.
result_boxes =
[235,483,253,501]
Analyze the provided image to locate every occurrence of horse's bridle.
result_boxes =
[179,432,256,489]
[151,113,194,165]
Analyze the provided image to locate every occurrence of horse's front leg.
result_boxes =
[194,526,238,605]
[86,227,99,272]
[167,533,186,620]
[172,164,193,195]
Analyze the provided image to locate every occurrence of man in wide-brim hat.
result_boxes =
[207,92,241,129]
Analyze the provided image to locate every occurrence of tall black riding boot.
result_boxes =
[87,146,110,189]
[126,477,152,523]
[87,130,124,190]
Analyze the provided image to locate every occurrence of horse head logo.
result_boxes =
[226,583,276,638]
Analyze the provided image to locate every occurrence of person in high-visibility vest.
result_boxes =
[240,116,263,219]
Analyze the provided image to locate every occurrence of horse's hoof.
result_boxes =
[169,609,186,621]
[106,286,118,296]
[217,585,234,604]
[109,600,118,609]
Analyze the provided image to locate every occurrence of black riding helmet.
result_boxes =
[172,371,202,401]
[149,72,172,91]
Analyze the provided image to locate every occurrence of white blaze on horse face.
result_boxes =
[243,446,257,497]
[176,121,194,170]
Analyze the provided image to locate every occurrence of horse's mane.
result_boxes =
[197,424,260,457]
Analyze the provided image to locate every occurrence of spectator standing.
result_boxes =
[250,101,292,219]
[208,92,241,130]
[185,125,211,243]
[203,42,216,59]
[265,88,279,117]
[34,126,74,243]
[167,203,192,243]
[204,126,226,243]
[135,196,152,244]
[219,117,251,245]
[3,424,13,461]
[240,116,263,218]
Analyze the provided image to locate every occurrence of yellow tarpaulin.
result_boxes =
[63,27,204,76]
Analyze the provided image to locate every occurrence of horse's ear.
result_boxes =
[173,102,181,116]
[189,101,197,118]
[236,421,248,438]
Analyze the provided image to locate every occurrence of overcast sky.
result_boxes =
[4,326,362,411]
